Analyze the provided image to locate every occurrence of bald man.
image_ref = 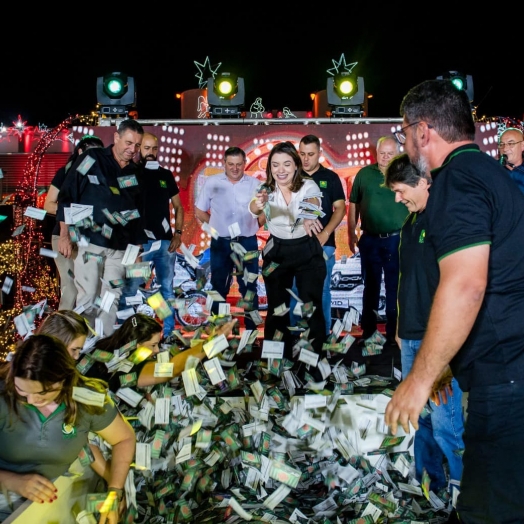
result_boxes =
[498,127,524,194]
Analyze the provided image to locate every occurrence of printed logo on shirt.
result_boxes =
[159,180,167,188]
[419,229,426,243]
[62,422,77,439]
[117,174,139,188]
[320,181,327,188]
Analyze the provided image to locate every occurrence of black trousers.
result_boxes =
[262,234,326,359]
[456,380,524,523]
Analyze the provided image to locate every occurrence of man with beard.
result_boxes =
[118,132,184,340]
[57,119,144,336]
[294,134,346,337]
[385,79,524,523]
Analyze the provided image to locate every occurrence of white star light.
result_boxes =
[194,57,222,89]
[327,53,357,77]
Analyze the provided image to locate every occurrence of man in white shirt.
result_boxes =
[195,146,262,329]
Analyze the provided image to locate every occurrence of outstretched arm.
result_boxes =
[137,319,238,387]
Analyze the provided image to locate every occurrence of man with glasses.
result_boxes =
[348,135,409,347]
[498,127,524,194]
[385,78,524,523]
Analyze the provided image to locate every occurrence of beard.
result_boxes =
[409,138,430,177]
[141,154,157,163]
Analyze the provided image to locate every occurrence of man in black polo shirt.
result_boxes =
[385,79,524,523]
[118,132,184,339]
[294,134,346,336]
[57,119,144,336]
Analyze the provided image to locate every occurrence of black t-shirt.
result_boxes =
[397,211,439,340]
[56,146,143,250]
[308,165,346,248]
[137,163,180,243]
[49,163,71,236]
[426,144,524,390]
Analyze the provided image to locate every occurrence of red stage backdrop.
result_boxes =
[61,121,499,259]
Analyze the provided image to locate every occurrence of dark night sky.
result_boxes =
[1,14,520,128]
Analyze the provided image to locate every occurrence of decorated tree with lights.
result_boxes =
[0,117,74,358]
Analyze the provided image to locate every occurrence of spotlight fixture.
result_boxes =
[96,72,136,116]
[437,71,474,102]
[327,72,365,116]
[206,72,245,118]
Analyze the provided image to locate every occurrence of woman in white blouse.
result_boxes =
[249,141,326,367]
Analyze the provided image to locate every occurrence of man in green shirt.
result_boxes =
[348,135,409,344]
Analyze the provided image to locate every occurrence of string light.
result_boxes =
[0,116,77,360]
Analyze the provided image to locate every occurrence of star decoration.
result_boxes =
[38,123,48,133]
[327,53,357,77]
[8,115,27,138]
[194,57,222,89]
[66,132,75,144]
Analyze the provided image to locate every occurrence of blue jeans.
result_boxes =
[358,233,400,339]
[401,339,465,492]
[119,240,176,338]
[290,245,335,336]
[210,235,259,330]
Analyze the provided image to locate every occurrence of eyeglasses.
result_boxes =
[394,122,434,145]
[497,140,523,150]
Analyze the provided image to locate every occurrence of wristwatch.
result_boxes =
[108,487,124,501]
[175,229,182,235]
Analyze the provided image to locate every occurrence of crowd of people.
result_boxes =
[2,82,524,522]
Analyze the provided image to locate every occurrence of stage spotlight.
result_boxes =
[96,72,136,116]
[206,72,245,118]
[327,72,365,116]
[437,71,474,102]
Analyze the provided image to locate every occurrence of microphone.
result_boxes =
[500,154,507,166]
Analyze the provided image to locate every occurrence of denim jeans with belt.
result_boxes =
[210,235,259,330]
[401,338,465,492]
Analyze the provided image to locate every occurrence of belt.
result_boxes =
[365,230,401,238]
[221,235,249,241]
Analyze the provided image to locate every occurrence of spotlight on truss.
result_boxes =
[96,72,136,116]
[437,71,474,102]
[327,72,365,116]
[206,72,245,118]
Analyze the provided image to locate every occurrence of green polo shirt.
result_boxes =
[0,386,118,480]
[349,163,409,235]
